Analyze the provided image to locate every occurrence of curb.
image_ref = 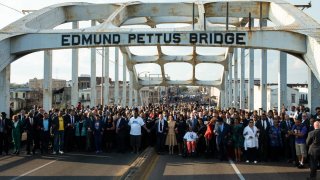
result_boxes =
[120,147,156,180]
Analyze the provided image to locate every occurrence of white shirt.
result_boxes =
[183,131,198,142]
[268,118,273,126]
[128,116,145,136]
[158,119,165,133]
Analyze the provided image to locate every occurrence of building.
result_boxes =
[29,78,66,90]
[140,87,160,106]
[78,75,105,90]
[211,82,307,111]
[53,87,72,109]
[10,87,42,112]
[79,83,130,107]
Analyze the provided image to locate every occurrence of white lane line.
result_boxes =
[65,153,112,158]
[10,160,57,180]
[229,159,245,180]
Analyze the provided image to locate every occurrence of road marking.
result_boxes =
[10,160,56,180]
[65,153,112,158]
[229,159,245,180]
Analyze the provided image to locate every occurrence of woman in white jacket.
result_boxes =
[243,120,259,163]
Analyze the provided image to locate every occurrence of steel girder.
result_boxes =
[0,0,319,91]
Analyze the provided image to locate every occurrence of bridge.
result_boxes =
[0,0,320,114]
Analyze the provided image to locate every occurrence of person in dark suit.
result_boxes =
[255,113,271,162]
[306,121,320,180]
[24,111,36,155]
[39,112,51,154]
[280,114,295,162]
[115,111,127,153]
[92,114,104,153]
[18,110,26,139]
[154,113,168,154]
[65,110,78,152]
[0,112,12,155]
[33,108,44,154]
[214,117,231,161]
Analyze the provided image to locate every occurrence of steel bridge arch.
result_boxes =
[0,0,319,113]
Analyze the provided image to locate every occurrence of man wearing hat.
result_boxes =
[0,112,12,155]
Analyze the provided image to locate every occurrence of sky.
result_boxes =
[0,0,319,84]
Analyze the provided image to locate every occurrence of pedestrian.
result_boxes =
[243,119,259,164]
[183,126,198,156]
[165,115,177,155]
[154,113,168,154]
[104,113,115,152]
[268,117,283,161]
[74,114,87,151]
[12,115,24,155]
[52,110,67,155]
[214,117,231,161]
[24,111,35,155]
[0,112,11,155]
[290,118,308,168]
[39,112,51,154]
[93,114,104,153]
[116,111,128,153]
[255,113,271,162]
[232,117,244,162]
[307,121,320,180]
[175,114,187,156]
[128,108,150,154]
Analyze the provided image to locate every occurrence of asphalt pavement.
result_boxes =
[0,149,314,180]
[0,151,137,180]
[145,154,311,180]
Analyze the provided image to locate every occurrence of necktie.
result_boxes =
[160,121,163,132]
[72,116,74,124]
[30,118,33,125]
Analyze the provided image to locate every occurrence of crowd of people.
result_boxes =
[0,103,320,170]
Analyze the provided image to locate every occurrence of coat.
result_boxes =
[214,122,231,145]
[12,120,24,140]
[243,125,259,150]
[307,129,320,156]
[75,120,87,137]
[52,115,68,132]
[153,119,168,135]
